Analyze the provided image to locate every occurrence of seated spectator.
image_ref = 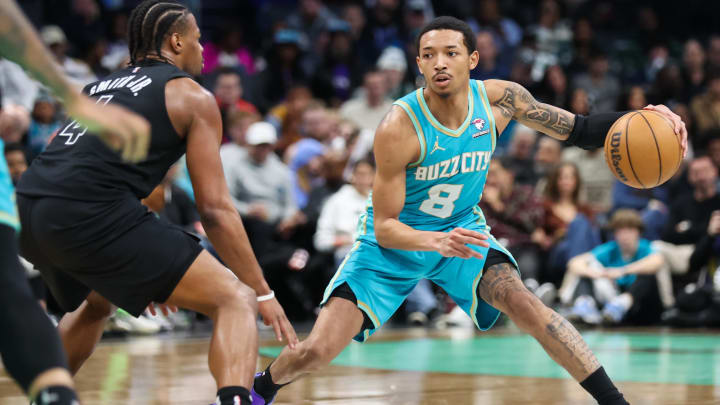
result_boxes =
[471,31,509,80]
[573,50,620,113]
[27,93,61,158]
[534,162,601,285]
[339,69,393,133]
[377,46,413,100]
[561,209,665,325]
[142,166,205,237]
[289,138,327,209]
[267,85,313,155]
[283,102,333,163]
[40,25,96,86]
[201,22,255,75]
[533,136,562,195]
[314,159,374,265]
[690,70,720,134]
[255,29,308,112]
[480,159,545,282]
[213,67,258,130]
[562,145,615,215]
[310,20,362,107]
[220,109,260,175]
[655,156,720,278]
[611,180,669,240]
[0,58,39,111]
[3,142,27,186]
[535,65,570,110]
[0,103,30,145]
[502,124,537,185]
[682,39,707,102]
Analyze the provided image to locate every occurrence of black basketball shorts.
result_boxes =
[17,194,203,317]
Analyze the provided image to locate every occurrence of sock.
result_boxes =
[31,386,79,405]
[216,386,251,405]
[253,366,287,400]
[579,367,629,405]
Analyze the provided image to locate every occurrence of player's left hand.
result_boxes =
[642,104,688,158]
[147,302,178,317]
[604,268,626,280]
[258,297,299,349]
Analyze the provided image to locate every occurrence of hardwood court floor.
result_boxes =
[1,326,719,404]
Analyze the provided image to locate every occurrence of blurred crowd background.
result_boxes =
[3,0,720,334]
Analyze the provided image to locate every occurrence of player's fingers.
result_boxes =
[451,243,479,259]
[272,317,283,342]
[453,228,489,239]
[450,233,490,248]
[281,317,298,349]
[148,302,157,317]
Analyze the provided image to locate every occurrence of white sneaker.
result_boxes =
[115,310,161,335]
[534,283,557,306]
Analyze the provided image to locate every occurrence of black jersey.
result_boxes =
[17,60,193,201]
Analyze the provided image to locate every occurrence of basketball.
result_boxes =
[604,110,682,189]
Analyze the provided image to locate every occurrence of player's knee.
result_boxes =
[215,281,257,315]
[504,290,544,329]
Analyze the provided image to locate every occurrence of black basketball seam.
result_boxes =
[625,112,645,188]
[638,111,662,187]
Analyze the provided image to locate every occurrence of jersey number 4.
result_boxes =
[57,95,114,145]
[419,183,463,218]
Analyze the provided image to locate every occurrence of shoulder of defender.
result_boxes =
[165,77,220,135]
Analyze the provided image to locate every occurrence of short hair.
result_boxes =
[128,0,189,64]
[416,16,476,56]
[609,209,644,232]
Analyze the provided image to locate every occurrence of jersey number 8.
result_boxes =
[418,183,463,218]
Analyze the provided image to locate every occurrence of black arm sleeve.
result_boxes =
[564,111,629,150]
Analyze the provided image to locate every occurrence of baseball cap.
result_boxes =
[245,122,278,145]
[40,25,67,46]
[377,46,407,72]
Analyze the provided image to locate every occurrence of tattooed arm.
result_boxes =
[0,0,150,162]
[485,79,575,140]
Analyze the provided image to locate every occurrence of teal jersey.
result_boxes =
[0,138,20,231]
[358,80,497,241]
[591,239,657,287]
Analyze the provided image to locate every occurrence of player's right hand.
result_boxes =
[434,228,490,259]
[258,297,299,349]
[67,94,151,163]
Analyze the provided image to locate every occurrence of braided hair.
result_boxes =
[127,0,189,64]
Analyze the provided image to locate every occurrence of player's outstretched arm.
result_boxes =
[0,0,149,162]
[484,79,688,156]
[372,106,489,258]
[171,78,297,347]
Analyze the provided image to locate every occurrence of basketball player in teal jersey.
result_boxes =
[253,17,687,405]
[0,1,149,403]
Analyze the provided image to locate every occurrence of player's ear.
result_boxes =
[415,55,422,75]
[169,32,183,54]
[468,50,479,71]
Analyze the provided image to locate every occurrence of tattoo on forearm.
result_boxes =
[545,312,601,375]
[496,83,575,136]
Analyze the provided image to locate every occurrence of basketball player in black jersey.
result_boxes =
[0,1,150,404]
[16,1,297,404]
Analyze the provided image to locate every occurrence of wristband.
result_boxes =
[257,290,275,302]
[565,111,628,150]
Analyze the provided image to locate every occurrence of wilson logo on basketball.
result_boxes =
[609,132,629,182]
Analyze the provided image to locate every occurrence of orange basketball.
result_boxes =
[604,110,682,189]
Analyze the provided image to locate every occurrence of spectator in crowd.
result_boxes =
[142,166,205,238]
[289,137,327,210]
[502,124,537,185]
[707,36,720,72]
[567,17,594,76]
[481,160,545,283]
[80,38,110,79]
[310,19,362,107]
[620,86,648,111]
[535,65,570,110]
[562,209,665,325]
[219,109,260,175]
[101,12,130,72]
[340,69,393,133]
[471,31,509,80]
[256,29,308,112]
[0,103,30,145]
[656,156,720,276]
[569,87,590,115]
[59,0,104,54]
[649,64,686,106]
[377,46,412,100]
[0,58,39,111]
[213,67,258,118]
[201,22,255,75]
[314,159,374,265]
[533,136,563,195]
[467,0,522,62]
[683,39,707,102]
[563,144,615,215]
[27,93,61,158]
[534,162,601,285]
[573,51,621,113]
[40,25,96,86]
[286,0,337,50]
[690,70,720,134]
[529,0,572,81]
[611,180,670,241]
[3,142,26,186]
[267,85,313,154]
[365,0,404,63]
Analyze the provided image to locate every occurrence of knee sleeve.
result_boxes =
[0,225,68,392]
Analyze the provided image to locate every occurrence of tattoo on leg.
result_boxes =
[545,312,601,375]
[478,262,529,308]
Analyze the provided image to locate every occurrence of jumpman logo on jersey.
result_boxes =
[430,136,446,155]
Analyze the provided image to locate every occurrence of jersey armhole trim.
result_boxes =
[476,80,497,153]
[393,101,427,168]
